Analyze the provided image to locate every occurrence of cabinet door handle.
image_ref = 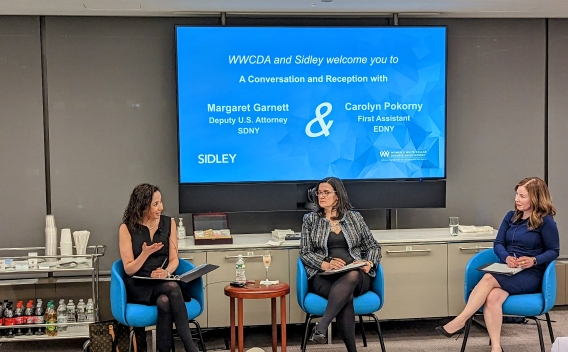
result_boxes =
[386,249,432,254]
[459,246,492,251]
[181,256,194,260]
[225,255,264,259]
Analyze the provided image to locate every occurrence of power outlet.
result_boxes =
[247,251,254,256]
[406,246,412,251]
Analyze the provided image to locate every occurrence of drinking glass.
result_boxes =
[261,251,271,285]
[449,217,459,236]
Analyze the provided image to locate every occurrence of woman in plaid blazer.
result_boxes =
[300,177,381,352]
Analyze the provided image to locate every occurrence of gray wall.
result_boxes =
[0,16,565,269]
[548,19,568,255]
[0,16,46,247]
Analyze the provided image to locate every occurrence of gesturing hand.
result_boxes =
[142,242,163,256]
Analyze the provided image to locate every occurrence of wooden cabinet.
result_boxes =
[179,252,208,327]
[206,249,289,327]
[377,243,448,320]
[447,242,493,316]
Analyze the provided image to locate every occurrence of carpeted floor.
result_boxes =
[1,308,566,351]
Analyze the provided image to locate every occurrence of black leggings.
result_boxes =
[310,270,371,352]
[151,281,199,352]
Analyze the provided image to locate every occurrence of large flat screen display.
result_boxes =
[177,26,446,184]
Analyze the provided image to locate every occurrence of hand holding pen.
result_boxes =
[506,254,520,268]
[150,257,169,279]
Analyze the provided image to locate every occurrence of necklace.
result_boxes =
[145,218,158,230]
[330,220,340,234]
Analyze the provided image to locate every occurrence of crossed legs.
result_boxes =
[443,273,508,352]
[153,281,199,352]
[312,270,369,352]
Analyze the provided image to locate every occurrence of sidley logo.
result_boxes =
[305,102,333,138]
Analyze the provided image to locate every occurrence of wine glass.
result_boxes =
[261,251,271,285]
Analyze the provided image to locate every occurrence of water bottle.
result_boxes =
[235,254,246,283]
[57,299,67,332]
[177,218,186,240]
[66,299,76,332]
[77,299,86,330]
[85,298,95,323]
[34,299,45,335]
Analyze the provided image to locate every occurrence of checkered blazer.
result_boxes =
[299,211,382,280]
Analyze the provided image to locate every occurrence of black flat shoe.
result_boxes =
[310,324,327,344]
[435,326,463,339]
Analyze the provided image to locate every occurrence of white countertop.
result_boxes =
[177,228,496,252]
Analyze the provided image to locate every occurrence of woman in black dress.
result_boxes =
[119,183,198,352]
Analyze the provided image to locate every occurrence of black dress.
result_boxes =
[309,230,371,297]
[124,215,171,305]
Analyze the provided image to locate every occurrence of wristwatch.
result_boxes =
[532,257,537,265]
[323,257,333,263]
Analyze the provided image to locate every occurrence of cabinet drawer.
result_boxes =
[447,242,493,315]
[378,244,448,319]
[206,249,289,327]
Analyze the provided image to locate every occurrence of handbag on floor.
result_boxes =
[88,320,146,352]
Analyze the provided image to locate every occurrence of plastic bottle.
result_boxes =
[177,218,186,240]
[4,302,14,338]
[24,300,34,335]
[66,299,76,332]
[34,299,45,335]
[77,299,86,330]
[235,254,246,283]
[14,301,23,336]
[85,298,95,323]
[0,300,4,337]
[57,299,67,332]
[45,301,57,336]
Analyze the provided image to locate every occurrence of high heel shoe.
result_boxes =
[309,324,327,344]
[435,325,463,339]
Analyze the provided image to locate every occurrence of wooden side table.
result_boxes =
[224,282,290,352]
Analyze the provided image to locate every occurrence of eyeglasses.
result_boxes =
[316,190,336,197]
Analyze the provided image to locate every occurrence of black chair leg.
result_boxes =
[369,314,386,352]
[128,329,135,352]
[460,317,472,352]
[545,312,555,343]
[531,317,546,352]
[301,314,316,352]
[190,320,207,352]
[359,315,367,347]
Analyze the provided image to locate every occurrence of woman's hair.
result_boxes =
[512,177,555,230]
[315,177,353,220]
[123,183,161,232]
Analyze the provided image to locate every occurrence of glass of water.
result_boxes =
[449,217,459,236]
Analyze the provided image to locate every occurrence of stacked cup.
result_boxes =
[45,215,58,262]
[60,228,73,260]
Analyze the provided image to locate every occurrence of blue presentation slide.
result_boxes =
[177,26,446,183]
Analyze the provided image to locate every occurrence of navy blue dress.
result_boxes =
[492,211,559,294]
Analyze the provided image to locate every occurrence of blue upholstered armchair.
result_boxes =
[460,249,556,352]
[110,259,206,352]
[296,258,387,352]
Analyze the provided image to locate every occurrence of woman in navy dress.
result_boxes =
[436,177,559,352]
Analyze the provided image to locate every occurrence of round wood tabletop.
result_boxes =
[224,281,290,299]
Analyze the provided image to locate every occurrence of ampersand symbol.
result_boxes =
[305,102,333,138]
